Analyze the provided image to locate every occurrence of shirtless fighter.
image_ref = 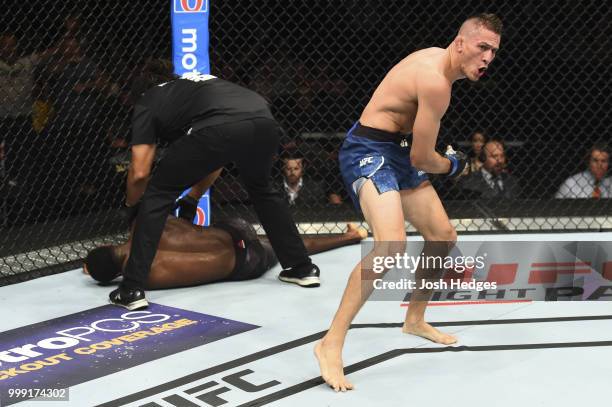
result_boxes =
[84,216,367,289]
[315,13,502,391]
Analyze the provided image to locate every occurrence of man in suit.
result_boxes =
[555,143,611,199]
[460,139,519,199]
[279,155,329,208]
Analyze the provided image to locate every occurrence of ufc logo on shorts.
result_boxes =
[359,157,374,167]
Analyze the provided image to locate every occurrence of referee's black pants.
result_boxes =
[122,118,311,289]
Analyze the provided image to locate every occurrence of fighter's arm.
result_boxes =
[301,224,367,255]
[259,224,367,256]
[410,72,453,174]
[126,144,156,206]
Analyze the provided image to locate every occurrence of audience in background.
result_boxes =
[26,34,123,216]
[465,130,487,175]
[555,143,612,199]
[460,138,520,199]
[1,32,37,186]
[279,153,329,208]
[1,32,37,140]
[0,32,60,159]
[1,31,62,219]
[5,24,609,228]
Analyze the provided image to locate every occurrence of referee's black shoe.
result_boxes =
[109,286,149,310]
[278,263,320,287]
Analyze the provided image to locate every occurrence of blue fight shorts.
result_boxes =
[339,122,429,211]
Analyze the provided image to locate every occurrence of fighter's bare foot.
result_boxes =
[314,340,355,392]
[346,223,368,240]
[402,320,457,344]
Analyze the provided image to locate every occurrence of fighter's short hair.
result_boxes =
[464,13,503,35]
[84,246,122,283]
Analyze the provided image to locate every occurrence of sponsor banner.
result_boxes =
[171,0,210,75]
[0,303,257,405]
[171,0,211,225]
[361,241,612,301]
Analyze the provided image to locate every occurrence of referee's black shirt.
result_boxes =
[130,74,274,145]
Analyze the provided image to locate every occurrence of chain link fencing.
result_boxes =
[1,0,611,282]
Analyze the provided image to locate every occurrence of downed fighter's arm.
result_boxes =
[410,72,453,174]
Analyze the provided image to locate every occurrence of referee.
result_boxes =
[110,61,320,310]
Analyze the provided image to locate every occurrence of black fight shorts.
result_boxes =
[213,218,279,281]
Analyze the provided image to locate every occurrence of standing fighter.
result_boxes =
[110,61,320,310]
[315,14,502,391]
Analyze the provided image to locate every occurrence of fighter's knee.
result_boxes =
[424,223,456,243]
[441,226,457,244]
[372,225,406,243]
[371,238,406,260]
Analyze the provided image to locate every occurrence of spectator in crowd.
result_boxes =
[47,13,92,57]
[0,32,59,159]
[440,130,487,198]
[280,153,329,208]
[62,14,85,41]
[465,130,487,174]
[460,138,519,199]
[1,31,59,218]
[1,32,36,142]
[1,32,36,194]
[555,143,612,199]
[38,36,120,125]
[33,36,122,209]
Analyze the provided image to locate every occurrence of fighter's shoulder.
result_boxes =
[399,52,449,88]
[414,69,450,101]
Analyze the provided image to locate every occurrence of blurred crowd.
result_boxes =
[1,17,610,226]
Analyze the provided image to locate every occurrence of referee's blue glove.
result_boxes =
[444,145,468,179]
